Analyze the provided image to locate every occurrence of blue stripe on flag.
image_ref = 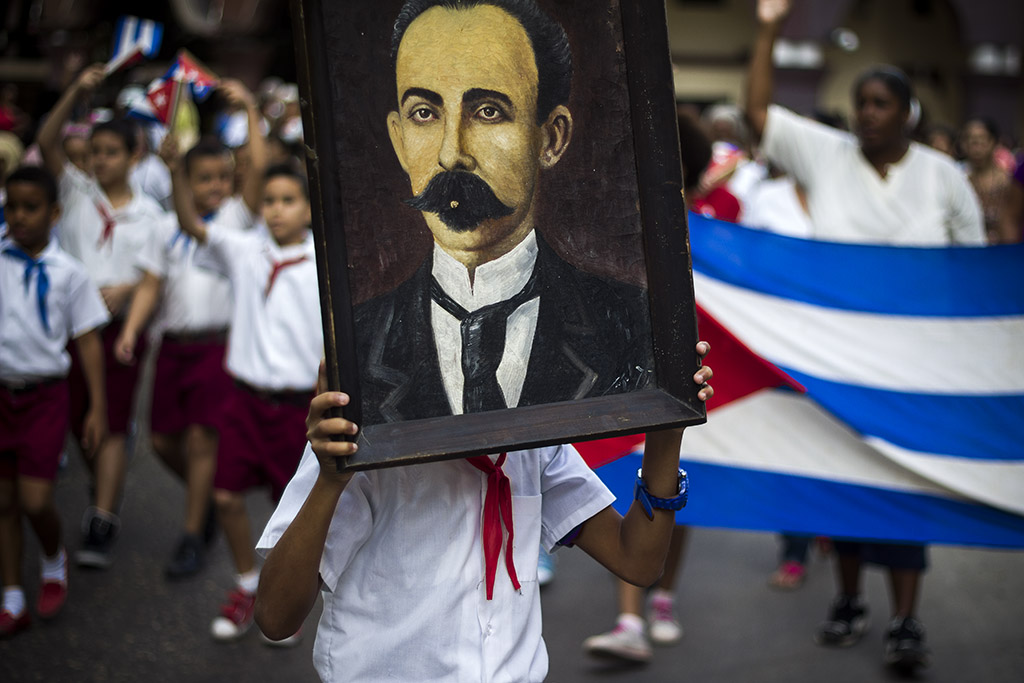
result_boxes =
[599,454,1024,548]
[779,368,1024,462]
[690,213,1024,317]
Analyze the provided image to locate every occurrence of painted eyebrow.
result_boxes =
[400,87,443,107]
[463,88,514,113]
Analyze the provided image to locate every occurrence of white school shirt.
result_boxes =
[56,161,165,288]
[0,236,109,382]
[194,226,322,391]
[137,198,256,336]
[761,105,985,246]
[742,175,815,238]
[257,443,614,683]
[432,229,540,413]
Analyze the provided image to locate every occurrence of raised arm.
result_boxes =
[159,134,209,244]
[744,0,792,141]
[573,343,713,587]
[219,79,268,215]
[255,364,361,640]
[36,63,106,179]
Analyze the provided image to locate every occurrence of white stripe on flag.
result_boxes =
[695,272,1024,395]
[864,436,1024,515]
[681,390,951,496]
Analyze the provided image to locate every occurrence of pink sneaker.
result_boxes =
[37,580,68,619]
[210,588,256,641]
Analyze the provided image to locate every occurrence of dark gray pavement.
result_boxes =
[2,383,1022,681]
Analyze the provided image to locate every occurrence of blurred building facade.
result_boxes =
[2,0,1022,143]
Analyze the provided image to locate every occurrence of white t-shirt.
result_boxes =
[137,197,255,336]
[0,236,109,382]
[131,152,173,211]
[742,175,815,238]
[761,105,985,246]
[194,227,322,390]
[257,443,615,683]
[432,230,540,414]
[56,161,165,288]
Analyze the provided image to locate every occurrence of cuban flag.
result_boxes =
[165,50,219,103]
[105,16,163,74]
[581,213,1024,549]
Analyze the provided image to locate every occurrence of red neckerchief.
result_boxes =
[264,255,308,298]
[467,453,520,600]
[95,202,116,248]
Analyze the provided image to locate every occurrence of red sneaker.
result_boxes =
[210,588,256,641]
[0,609,31,638]
[37,580,68,619]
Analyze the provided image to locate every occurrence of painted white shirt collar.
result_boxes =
[431,229,538,311]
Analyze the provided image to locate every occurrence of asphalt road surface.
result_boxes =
[2,389,1022,682]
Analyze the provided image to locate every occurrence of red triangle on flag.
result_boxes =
[574,305,804,470]
[174,50,218,88]
[145,78,179,125]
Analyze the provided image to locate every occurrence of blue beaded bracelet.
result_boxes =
[634,468,689,520]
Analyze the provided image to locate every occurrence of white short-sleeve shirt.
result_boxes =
[56,161,165,288]
[257,443,614,683]
[137,197,255,336]
[761,105,985,246]
[193,227,322,390]
[0,236,110,382]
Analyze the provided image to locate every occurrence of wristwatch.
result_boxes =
[634,468,689,520]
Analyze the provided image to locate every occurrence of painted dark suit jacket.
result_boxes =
[353,234,654,426]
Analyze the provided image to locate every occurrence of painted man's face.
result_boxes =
[388,5,572,266]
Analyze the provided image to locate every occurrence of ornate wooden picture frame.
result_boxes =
[290,0,705,470]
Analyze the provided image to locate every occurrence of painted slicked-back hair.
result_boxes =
[185,137,232,175]
[265,162,310,200]
[6,165,60,205]
[853,66,913,111]
[90,118,140,155]
[391,0,572,124]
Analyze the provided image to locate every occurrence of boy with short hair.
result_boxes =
[0,165,109,636]
[162,136,322,643]
[36,64,164,568]
[115,79,267,579]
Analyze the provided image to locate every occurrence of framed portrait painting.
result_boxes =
[290,0,706,469]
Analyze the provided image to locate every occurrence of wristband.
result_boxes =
[634,468,688,520]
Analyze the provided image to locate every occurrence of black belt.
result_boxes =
[233,379,312,408]
[1,376,64,396]
[163,329,228,345]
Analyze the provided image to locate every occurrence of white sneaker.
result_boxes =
[583,623,652,663]
[648,595,683,645]
[537,547,556,587]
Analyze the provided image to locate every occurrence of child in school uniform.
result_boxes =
[162,136,322,643]
[0,166,109,637]
[253,355,713,681]
[115,80,267,579]
[35,64,164,569]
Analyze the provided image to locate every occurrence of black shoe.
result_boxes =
[75,507,120,569]
[815,595,869,647]
[165,533,205,579]
[884,616,929,675]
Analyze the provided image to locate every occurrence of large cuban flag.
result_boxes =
[581,213,1024,549]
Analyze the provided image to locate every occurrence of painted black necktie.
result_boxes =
[430,267,539,413]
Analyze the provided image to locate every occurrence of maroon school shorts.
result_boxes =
[0,379,70,481]
[213,380,312,501]
[68,320,145,438]
[150,332,232,435]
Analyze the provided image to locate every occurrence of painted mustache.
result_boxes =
[405,170,514,232]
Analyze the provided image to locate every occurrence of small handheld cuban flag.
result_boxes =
[105,16,164,74]
[167,50,219,103]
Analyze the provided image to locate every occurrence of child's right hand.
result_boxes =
[74,64,107,94]
[159,133,182,172]
[306,360,360,484]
